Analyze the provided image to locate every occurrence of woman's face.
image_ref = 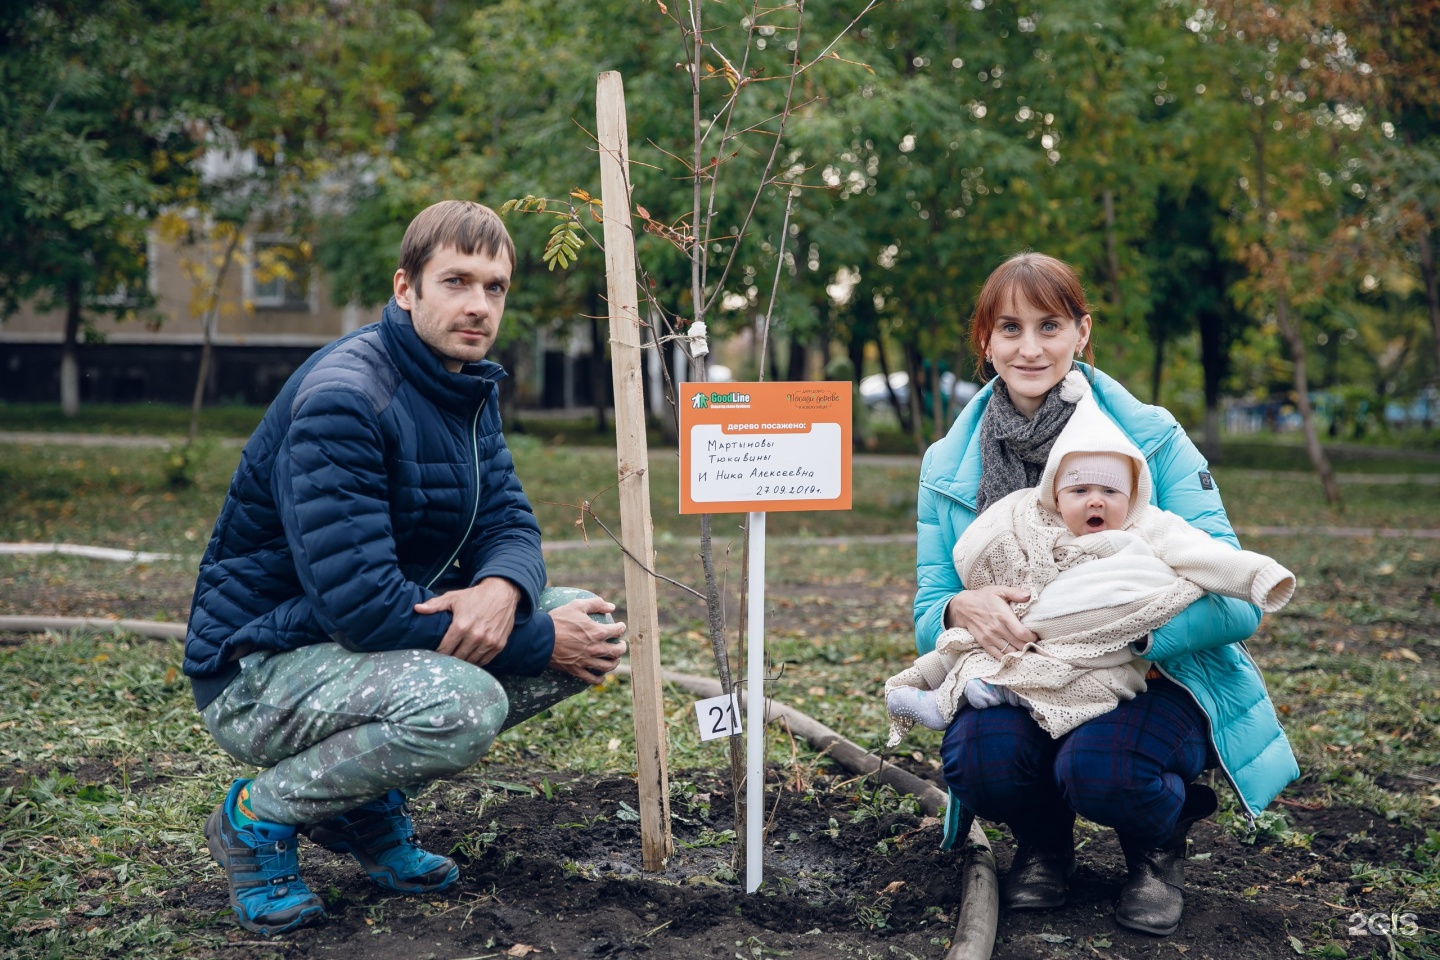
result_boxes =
[985,290,1091,418]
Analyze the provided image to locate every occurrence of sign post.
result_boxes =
[679,381,851,891]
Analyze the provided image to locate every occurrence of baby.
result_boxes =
[885,372,1295,743]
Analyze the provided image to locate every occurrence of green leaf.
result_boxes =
[76,784,117,803]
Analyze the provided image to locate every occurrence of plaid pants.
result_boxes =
[202,586,608,825]
[940,677,1210,851]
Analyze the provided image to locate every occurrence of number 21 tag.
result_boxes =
[694,693,743,741]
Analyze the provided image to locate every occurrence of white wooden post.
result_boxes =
[596,70,673,870]
[745,510,767,892]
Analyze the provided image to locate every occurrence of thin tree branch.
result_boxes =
[702,0,806,316]
[699,0,764,293]
[757,188,794,381]
[586,510,707,602]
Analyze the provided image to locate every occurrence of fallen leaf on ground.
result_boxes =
[1276,797,1325,811]
[12,918,58,933]
[684,875,725,887]
[506,945,539,957]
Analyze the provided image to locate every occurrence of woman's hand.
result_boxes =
[944,586,1038,660]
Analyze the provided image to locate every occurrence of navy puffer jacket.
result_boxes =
[184,300,552,709]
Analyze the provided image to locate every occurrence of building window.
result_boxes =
[245,235,313,311]
[90,232,159,309]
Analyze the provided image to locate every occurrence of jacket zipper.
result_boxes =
[424,399,485,590]
[1152,660,1257,829]
[923,428,1259,827]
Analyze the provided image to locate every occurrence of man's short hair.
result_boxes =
[398,200,516,298]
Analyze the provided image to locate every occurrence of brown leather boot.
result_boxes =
[1114,784,1219,936]
[1001,842,1076,910]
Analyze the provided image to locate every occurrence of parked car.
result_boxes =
[859,371,980,412]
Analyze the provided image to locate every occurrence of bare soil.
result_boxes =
[5,757,1421,960]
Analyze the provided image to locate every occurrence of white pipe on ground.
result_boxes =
[0,615,186,639]
[0,542,184,562]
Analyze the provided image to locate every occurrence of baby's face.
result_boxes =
[1056,483,1130,536]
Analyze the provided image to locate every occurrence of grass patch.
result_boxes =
[3,441,1435,557]
[0,403,267,439]
[1211,438,1440,473]
[0,435,1437,954]
[0,633,234,958]
[0,441,923,549]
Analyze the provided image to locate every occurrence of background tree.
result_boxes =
[0,0,201,415]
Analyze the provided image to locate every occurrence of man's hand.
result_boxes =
[944,585,1038,660]
[549,597,627,684]
[415,577,521,666]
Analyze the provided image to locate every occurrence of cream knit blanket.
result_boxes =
[887,372,1295,745]
[886,492,1203,743]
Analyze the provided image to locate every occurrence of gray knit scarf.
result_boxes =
[975,375,1080,516]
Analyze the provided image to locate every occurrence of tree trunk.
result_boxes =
[903,342,926,455]
[188,230,242,444]
[61,278,82,417]
[1274,291,1340,504]
[929,357,945,443]
[1198,305,1225,464]
[875,336,910,432]
[950,343,972,430]
[1253,118,1337,503]
[785,337,807,381]
[847,336,865,390]
[1202,406,1221,463]
[646,312,678,445]
[1150,328,1164,406]
[1418,221,1440,384]
[687,2,745,870]
[817,303,832,375]
[189,339,215,443]
[1103,188,1123,316]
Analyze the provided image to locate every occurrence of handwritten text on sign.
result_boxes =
[678,381,852,514]
[689,424,841,502]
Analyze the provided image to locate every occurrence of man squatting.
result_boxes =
[183,200,628,935]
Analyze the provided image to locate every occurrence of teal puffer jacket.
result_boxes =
[916,367,1298,828]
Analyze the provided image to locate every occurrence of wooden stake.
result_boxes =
[596,70,673,870]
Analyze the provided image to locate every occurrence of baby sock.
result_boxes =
[964,678,1025,710]
[885,687,950,731]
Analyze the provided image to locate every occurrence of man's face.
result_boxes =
[1056,483,1131,537]
[393,245,512,372]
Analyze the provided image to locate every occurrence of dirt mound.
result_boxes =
[98,768,1425,959]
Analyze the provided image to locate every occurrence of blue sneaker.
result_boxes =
[304,790,459,893]
[204,779,325,935]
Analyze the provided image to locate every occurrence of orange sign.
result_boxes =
[678,381,852,514]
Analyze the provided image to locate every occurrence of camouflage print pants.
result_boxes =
[201,586,610,825]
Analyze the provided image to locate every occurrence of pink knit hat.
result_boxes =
[1055,451,1134,497]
